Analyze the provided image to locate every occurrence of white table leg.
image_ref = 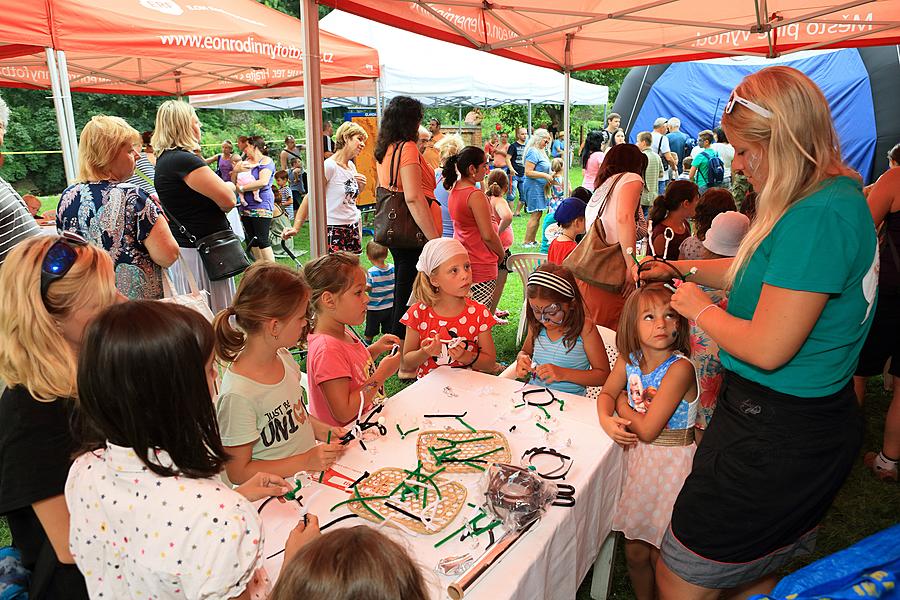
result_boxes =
[590,532,618,600]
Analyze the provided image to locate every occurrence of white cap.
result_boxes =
[703,212,750,257]
[653,117,668,127]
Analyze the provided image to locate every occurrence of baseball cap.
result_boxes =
[703,212,750,257]
[653,117,668,127]
[554,197,587,225]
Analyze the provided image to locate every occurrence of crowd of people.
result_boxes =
[0,63,898,600]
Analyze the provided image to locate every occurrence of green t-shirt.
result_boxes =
[217,348,316,462]
[693,149,715,188]
[719,176,878,397]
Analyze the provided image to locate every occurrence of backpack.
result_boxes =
[705,150,725,186]
[683,136,697,158]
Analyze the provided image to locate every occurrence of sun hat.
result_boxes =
[702,211,750,257]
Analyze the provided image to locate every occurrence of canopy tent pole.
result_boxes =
[301,0,327,258]
[563,70,571,191]
[527,100,532,134]
[56,51,79,177]
[375,75,383,125]
[563,34,572,191]
[44,49,76,185]
[458,104,462,133]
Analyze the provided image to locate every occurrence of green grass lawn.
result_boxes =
[11,168,900,598]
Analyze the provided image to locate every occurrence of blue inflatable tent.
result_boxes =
[612,46,900,183]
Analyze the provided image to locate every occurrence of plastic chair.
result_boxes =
[506,252,547,346]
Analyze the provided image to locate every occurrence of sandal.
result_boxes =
[864,451,899,482]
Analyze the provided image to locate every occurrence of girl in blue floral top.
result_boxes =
[597,283,698,600]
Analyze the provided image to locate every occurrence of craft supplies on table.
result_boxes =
[255,367,624,600]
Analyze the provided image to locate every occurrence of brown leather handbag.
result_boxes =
[374,142,428,249]
[563,174,627,293]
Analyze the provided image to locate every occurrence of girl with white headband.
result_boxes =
[399,238,497,379]
[512,263,609,395]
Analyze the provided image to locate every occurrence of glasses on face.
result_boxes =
[40,231,89,303]
[724,92,773,119]
[530,302,566,325]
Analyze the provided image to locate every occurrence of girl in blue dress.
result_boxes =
[597,283,698,600]
[514,263,610,395]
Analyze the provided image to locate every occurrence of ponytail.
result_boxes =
[648,194,668,224]
[442,154,460,190]
[212,307,246,363]
[211,262,310,363]
[486,168,508,197]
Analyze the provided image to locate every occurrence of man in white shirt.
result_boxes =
[651,117,676,195]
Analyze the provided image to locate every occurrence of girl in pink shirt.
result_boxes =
[304,252,401,426]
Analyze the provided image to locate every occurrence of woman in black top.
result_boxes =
[152,100,239,314]
[0,235,120,599]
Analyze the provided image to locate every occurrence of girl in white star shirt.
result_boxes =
[66,301,319,600]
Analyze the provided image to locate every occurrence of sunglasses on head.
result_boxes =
[529,302,566,325]
[724,91,773,119]
[40,231,89,303]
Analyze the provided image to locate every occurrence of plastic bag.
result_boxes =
[483,463,557,532]
[750,524,900,600]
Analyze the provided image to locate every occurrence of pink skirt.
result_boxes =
[611,441,696,548]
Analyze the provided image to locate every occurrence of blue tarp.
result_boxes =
[629,50,876,182]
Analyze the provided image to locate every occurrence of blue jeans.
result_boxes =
[514,174,526,204]
[658,180,667,195]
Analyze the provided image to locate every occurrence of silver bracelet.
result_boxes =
[694,303,719,325]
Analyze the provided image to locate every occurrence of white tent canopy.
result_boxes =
[191,9,607,110]
[322,9,607,105]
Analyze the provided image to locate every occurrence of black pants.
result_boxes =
[241,216,273,249]
[388,246,423,339]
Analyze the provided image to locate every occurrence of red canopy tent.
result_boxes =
[316,0,900,70]
[0,0,379,183]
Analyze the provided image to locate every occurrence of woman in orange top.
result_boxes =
[374,96,441,365]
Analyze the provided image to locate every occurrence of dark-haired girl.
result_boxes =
[445,146,505,306]
[648,180,699,261]
[512,263,609,395]
[374,97,440,350]
[581,130,606,192]
[66,301,315,599]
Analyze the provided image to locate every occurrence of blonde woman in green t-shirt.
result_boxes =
[640,66,876,600]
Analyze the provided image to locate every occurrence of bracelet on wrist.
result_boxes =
[694,303,719,325]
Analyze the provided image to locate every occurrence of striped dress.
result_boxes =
[529,330,591,395]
